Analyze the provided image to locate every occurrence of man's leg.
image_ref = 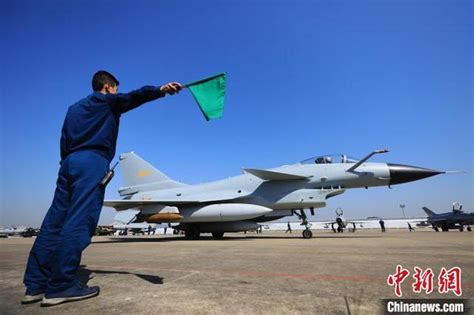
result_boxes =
[45,151,108,300]
[23,163,70,302]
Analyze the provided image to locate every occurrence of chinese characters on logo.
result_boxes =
[387,265,410,297]
[438,267,462,296]
[412,267,434,294]
[387,265,462,297]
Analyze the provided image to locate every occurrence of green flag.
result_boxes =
[186,72,226,121]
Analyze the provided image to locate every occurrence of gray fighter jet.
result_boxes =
[422,202,474,232]
[321,208,363,233]
[105,150,445,239]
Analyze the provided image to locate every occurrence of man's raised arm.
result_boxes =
[106,82,183,114]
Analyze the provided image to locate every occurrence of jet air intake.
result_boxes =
[387,163,444,186]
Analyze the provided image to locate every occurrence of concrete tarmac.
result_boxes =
[1,229,472,314]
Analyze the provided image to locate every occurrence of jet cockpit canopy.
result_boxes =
[300,154,359,165]
[452,202,463,213]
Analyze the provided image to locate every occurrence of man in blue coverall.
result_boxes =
[22,70,183,306]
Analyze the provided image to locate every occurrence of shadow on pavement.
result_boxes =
[78,265,163,285]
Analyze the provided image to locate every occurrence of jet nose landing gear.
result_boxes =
[293,209,313,239]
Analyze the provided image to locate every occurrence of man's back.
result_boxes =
[61,86,166,162]
[61,93,120,162]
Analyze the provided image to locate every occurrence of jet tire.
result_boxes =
[212,232,224,239]
[302,229,313,239]
[185,226,201,240]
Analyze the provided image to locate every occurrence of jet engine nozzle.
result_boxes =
[388,163,444,186]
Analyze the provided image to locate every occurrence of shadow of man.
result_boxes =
[78,265,164,285]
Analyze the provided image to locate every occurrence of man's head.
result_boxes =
[92,70,119,94]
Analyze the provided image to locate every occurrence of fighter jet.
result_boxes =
[0,226,37,238]
[104,150,445,239]
[320,208,363,233]
[422,202,474,232]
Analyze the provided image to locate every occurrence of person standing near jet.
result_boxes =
[407,222,415,232]
[379,219,386,232]
[286,222,292,233]
[22,70,183,306]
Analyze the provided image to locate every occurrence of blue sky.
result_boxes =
[1,0,472,227]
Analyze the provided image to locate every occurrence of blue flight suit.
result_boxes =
[24,86,165,295]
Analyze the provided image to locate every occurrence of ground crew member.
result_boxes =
[379,219,386,232]
[286,222,292,233]
[22,70,183,306]
[408,222,415,232]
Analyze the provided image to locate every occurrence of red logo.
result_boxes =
[438,267,462,296]
[387,265,410,297]
[412,267,434,294]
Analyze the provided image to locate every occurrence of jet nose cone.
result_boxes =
[388,163,444,185]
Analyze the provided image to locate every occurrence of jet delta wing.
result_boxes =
[104,150,446,239]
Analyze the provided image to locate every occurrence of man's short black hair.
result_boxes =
[92,70,120,92]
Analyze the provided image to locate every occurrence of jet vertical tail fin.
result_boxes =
[422,207,436,217]
[118,152,187,196]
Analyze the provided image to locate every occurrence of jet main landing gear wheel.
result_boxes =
[185,226,201,240]
[302,229,313,239]
[212,232,224,239]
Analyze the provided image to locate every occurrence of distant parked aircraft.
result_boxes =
[422,202,473,232]
[320,208,364,232]
[0,226,37,237]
